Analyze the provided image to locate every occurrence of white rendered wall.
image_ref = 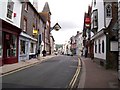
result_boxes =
[0,0,22,28]
[94,34,106,60]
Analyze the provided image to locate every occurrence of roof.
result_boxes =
[39,12,49,23]
[42,2,51,15]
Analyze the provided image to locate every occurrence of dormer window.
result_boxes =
[106,4,112,18]
[7,0,14,19]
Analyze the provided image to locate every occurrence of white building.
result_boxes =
[0,0,22,65]
[0,0,22,28]
[75,31,83,56]
[50,34,55,55]
[91,0,118,68]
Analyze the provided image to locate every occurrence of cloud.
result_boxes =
[58,20,79,30]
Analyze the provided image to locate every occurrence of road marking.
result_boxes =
[78,58,86,88]
[0,62,39,77]
[67,57,81,88]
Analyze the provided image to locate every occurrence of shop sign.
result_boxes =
[33,29,38,35]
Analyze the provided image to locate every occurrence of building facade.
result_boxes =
[75,31,83,56]
[0,0,22,65]
[40,2,51,55]
[82,6,92,58]
[118,0,120,80]
[91,0,118,69]
[19,1,41,61]
[50,34,55,55]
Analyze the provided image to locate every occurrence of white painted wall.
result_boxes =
[94,34,106,60]
[0,0,22,28]
[97,1,105,31]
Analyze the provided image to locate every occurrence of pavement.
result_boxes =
[0,55,56,76]
[78,57,120,88]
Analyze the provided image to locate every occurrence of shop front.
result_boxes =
[2,20,21,65]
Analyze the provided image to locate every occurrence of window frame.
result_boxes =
[105,4,112,18]
[98,39,101,53]
[20,40,26,55]
[95,41,97,53]
[102,40,104,53]
[23,17,27,32]
[7,0,14,20]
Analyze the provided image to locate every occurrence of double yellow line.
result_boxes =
[67,57,81,89]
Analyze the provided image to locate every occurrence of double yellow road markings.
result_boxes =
[67,57,81,88]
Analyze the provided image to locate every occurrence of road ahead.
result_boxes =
[2,55,78,88]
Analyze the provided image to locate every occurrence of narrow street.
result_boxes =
[2,55,79,88]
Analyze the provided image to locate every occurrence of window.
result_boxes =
[20,40,25,55]
[98,39,101,53]
[102,40,104,53]
[95,41,97,53]
[25,3,28,11]
[106,4,112,17]
[94,0,96,6]
[6,34,17,57]
[0,45,2,58]
[30,43,34,53]
[7,0,14,19]
[93,9,98,28]
[23,18,27,31]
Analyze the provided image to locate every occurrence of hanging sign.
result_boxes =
[85,17,91,24]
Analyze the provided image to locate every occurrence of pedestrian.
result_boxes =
[85,47,88,58]
[42,50,46,56]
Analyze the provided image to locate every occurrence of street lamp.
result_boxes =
[51,23,61,31]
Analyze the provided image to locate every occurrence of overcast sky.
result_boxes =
[38,0,92,44]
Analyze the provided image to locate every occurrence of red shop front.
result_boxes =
[1,20,21,65]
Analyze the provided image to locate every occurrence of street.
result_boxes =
[2,55,79,88]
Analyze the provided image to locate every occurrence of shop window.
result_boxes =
[102,40,104,53]
[20,40,25,55]
[30,43,34,53]
[6,34,17,57]
[23,18,27,31]
[106,4,112,18]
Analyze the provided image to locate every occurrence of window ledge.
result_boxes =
[20,54,27,57]
[6,17,13,23]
